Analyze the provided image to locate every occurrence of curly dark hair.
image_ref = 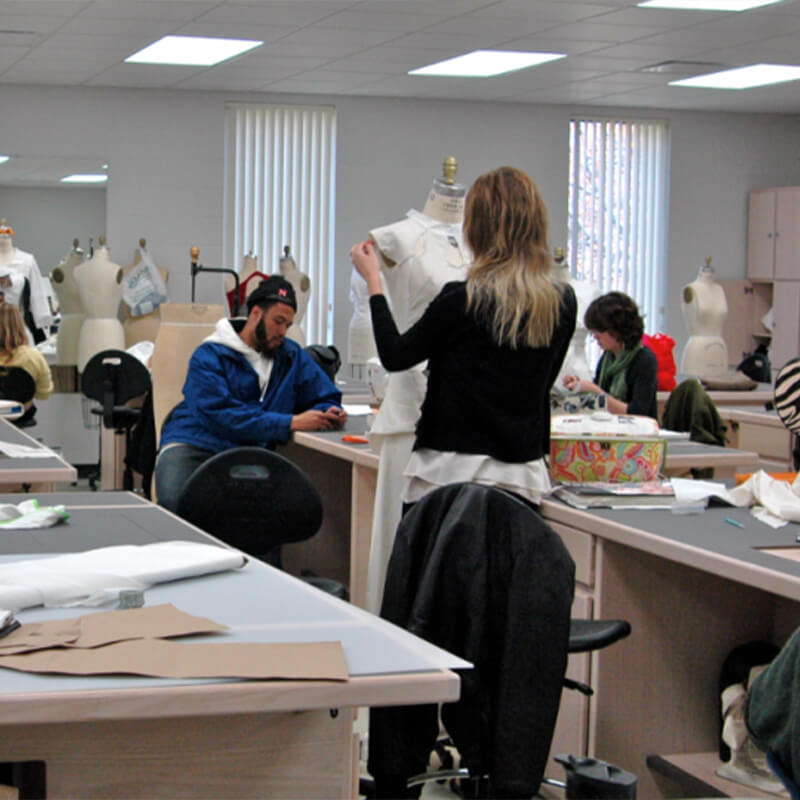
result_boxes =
[583,291,644,350]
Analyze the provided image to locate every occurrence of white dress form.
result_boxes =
[75,243,125,371]
[550,250,600,403]
[225,252,268,315]
[365,157,469,613]
[279,246,311,346]
[50,240,86,366]
[0,221,53,336]
[680,261,729,377]
[122,239,169,348]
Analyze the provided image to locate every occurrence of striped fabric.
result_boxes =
[774,357,800,433]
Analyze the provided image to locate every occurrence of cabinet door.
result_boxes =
[771,280,800,372]
[747,190,776,280]
[775,187,800,279]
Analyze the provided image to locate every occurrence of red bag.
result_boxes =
[642,333,677,392]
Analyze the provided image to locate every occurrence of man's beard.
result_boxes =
[254,317,280,355]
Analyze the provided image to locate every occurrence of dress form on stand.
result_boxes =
[365,155,469,614]
[225,252,267,316]
[50,239,86,366]
[0,218,53,340]
[550,247,600,407]
[279,245,310,346]
[680,257,729,378]
[75,237,125,371]
[348,268,377,371]
[121,238,169,347]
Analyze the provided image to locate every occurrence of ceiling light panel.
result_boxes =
[125,35,262,66]
[410,50,566,77]
[61,174,108,184]
[670,62,800,88]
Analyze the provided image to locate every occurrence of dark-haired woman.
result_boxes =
[562,290,658,419]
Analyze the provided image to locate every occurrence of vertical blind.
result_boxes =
[224,103,337,343]
[567,117,670,335]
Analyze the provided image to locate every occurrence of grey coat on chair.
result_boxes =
[368,483,575,799]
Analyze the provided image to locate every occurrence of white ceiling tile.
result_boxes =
[0,1,86,14]
[83,63,203,87]
[470,1,620,22]
[595,7,720,26]
[0,15,74,35]
[386,30,496,52]
[275,26,400,46]
[194,3,345,25]
[500,35,616,56]
[353,0,498,13]
[315,10,449,33]
[588,41,710,59]
[418,17,557,38]
[0,65,102,84]
[78,1,218,21]
[172,21,299,41]
[543,21,669,40]
[0,45,27,70]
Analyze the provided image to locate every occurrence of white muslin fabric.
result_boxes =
[0,499,68,529]
[0,541,247,612]
[671,471,800,528]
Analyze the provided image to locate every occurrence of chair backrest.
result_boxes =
[175,446,323,556]
[150,303,224,444]
[372,482,575,798]
[0,366,36,403]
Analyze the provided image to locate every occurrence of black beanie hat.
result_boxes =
[246,275,297,312]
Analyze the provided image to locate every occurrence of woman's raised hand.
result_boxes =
[350,240,382,293]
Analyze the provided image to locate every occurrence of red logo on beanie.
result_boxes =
[279,288,287,296]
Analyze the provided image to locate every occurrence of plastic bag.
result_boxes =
[121,248,167,317]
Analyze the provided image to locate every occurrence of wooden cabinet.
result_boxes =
[748,187,800,280]
[772,279,800,371]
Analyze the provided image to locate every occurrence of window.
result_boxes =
[567,117,670,334]
[224,103,337,343]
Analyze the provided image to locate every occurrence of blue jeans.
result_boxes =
[154,444,215,513]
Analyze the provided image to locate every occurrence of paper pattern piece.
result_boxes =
[0,441,58,459]
[0,604,227,655]
[0,541,247,611]
[0,638,349,681]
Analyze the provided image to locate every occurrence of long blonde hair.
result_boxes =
[0,303,28,355]
[464,166,561,348]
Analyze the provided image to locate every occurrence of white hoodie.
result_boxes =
[204,318,273,399]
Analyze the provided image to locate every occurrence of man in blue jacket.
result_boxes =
[154,275,346,512]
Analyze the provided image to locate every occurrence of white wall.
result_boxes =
[1,83,799,360]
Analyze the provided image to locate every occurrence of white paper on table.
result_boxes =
[0,541,247,612]
[342,404,372,416]
[0,499,68,529]
[0,441,58,459]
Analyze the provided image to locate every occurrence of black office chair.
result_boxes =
[365,482,632,800]
[80,349,151,490]
[0,366,36,428]
[175,446,347,598]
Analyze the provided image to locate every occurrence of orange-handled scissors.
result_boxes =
[342,435,369,444]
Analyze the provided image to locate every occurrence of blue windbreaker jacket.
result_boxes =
[159,333,342,453]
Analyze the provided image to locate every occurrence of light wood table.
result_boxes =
[0,491,462,800]
[717,405,794,472]
[284,420,760,606]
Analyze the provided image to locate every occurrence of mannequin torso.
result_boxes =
[122,243,169,347]
[279,247,311,346]
[0,227,53,334]
[680,266,728,377]
[226,253,268,316]
[51,244,86,366]
[75,245,125,370]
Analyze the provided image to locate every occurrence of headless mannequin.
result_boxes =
[348,268,377,365]
[122,238,169,347]
[0,219,53,339]
[279,246,311,346]
[225,252,267,315]
[75,238,125,371]
[50,239,86,366]
[365,156,469,613]
[551,247,599,404]
[680,257,728,377]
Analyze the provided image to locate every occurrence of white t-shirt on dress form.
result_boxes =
[365,209,468,613]
[680,269,728,378]
[74,247,125,371]
[51,248,86,366]
[0,237,54,334]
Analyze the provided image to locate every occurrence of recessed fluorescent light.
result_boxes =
[639,0,782,10]
[409,50,566,78]
[0,156,9,165]
[61,174,109,184]
[670,63,800,89]
[125,35,262,67]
